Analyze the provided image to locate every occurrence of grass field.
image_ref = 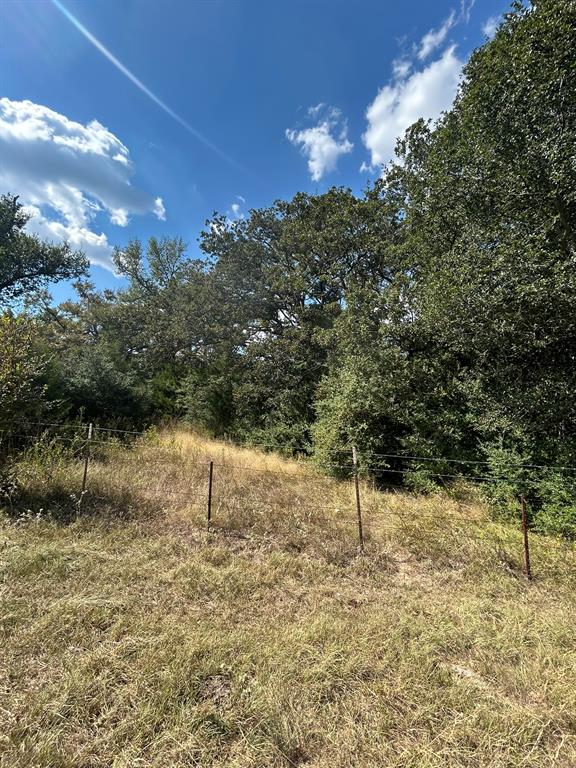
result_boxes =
[1,429,575,767]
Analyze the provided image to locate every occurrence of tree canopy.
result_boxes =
[3,0,576,536]
[0,194,88,304]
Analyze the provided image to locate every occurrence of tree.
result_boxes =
[12,0,574,534]
[393,0,576,462]
[311,0,576,532]
[198,186,402,447]
[0,313,48,432]
[0,194,88,304]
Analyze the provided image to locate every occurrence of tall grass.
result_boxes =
[1,428,575,766]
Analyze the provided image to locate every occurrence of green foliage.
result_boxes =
[533,474,576,539]
[0,313,48,431]
[480,444,533,524]
[391,0,576,461]
[314,0,576,531]
[6,0,576,535]
[479,444,576,538]
[0,194,87,304]
[55,344,152,427]
[149,365,185,416]
[179,361,235,437]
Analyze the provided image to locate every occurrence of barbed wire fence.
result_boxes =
[1,419,575,580]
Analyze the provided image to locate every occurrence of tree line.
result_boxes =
[1,0,575,536]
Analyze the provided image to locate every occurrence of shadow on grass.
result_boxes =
[2,480,162,525]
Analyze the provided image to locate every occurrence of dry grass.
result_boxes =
[1,427,575,767]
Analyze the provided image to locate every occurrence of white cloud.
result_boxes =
[0,98,165,271]
[363,45,463,170]
[307,103,326,119]
[110,208,129,227]
[286,104,353,182]
[22,204,117,269]
[225,195,246,224]
[482,15,499,39]
[460,0,476,24]
[392,58,412,80]
[418,10,456,60]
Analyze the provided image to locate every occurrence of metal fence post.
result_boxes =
[78,422,93,514]
[520,494,532,581]
[207,460,214,530]
[352,446,364,551]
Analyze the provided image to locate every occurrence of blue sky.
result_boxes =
[1,0,506,302]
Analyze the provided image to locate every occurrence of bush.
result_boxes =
[481,443,576,539]
[533,473,576,539]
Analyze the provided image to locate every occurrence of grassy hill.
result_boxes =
[1,429,575,767]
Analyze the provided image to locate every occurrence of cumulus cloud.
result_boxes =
[0,98,165,271]
[417,11,456,60]
[482,15,499,39]
[22,204,117,269]
[362,45,463,171]
[361,4,477,172]
[286,104,353,182]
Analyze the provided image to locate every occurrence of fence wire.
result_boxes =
[1,421,575,580]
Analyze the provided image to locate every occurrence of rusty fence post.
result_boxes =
[78,422,93,514]
[207,460,214,530]
[352,446,364,551]
[520,494,532,581]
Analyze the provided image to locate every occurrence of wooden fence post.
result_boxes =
[521,494,532,581]
[78,422,93,514]
[352,446,364,551]
[207,460,214,530]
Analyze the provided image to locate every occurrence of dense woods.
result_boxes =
[1,0,575,535]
